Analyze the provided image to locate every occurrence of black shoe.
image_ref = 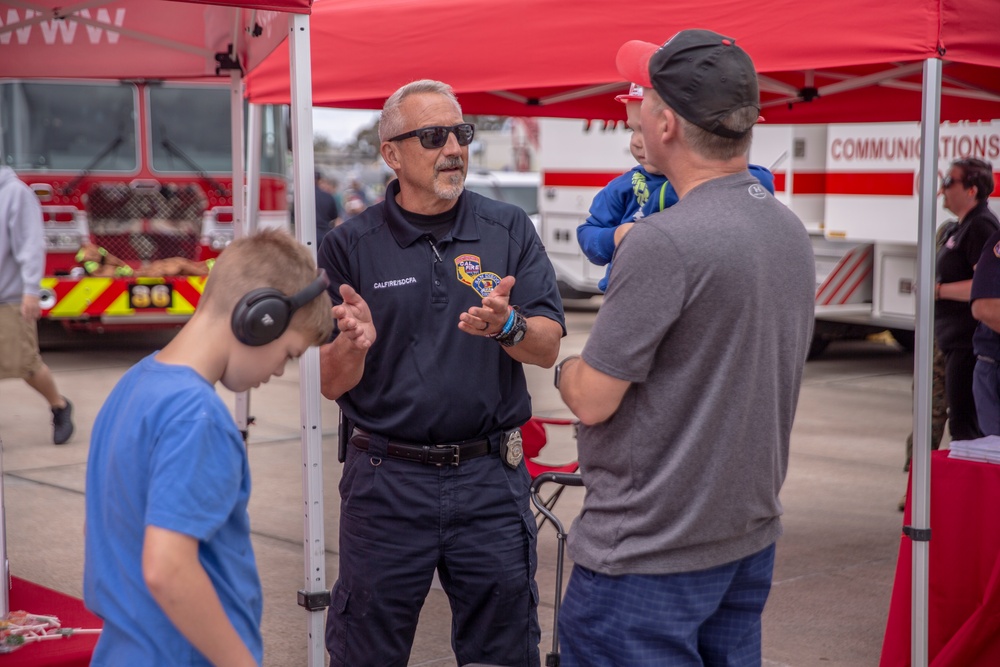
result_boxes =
[52,398,74,445]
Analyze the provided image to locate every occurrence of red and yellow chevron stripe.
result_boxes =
[39,276,208,320]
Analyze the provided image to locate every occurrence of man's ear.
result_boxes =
[380,141,400,170]
[660,106,681,143]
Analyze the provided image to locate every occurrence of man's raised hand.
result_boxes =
[333,284,376,350]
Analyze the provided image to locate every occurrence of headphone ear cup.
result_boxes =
[231,288,292,346]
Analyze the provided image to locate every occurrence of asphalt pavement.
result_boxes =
[1,309,918,666]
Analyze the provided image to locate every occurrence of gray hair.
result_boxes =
[676,106,757,160]
[378,79,462,142]
[646,92,756,160]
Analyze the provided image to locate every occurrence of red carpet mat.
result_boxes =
[3,576,101,666]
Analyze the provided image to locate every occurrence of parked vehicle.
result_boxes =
[0,79,289,331]
[536,118,1000,353]
[464,169,540,232]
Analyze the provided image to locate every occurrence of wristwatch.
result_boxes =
[496,309,528,347]
[554,355,581,389]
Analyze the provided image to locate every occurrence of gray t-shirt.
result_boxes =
[568,171,815,575]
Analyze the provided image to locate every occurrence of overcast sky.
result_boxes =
[312,107,380,144]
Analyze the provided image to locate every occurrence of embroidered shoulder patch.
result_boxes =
[455,254,481,286]
[472,272,502,297]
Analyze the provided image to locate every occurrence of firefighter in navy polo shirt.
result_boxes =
[317,79,565,667]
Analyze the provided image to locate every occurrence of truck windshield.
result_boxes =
[148,85,286,176]
[150,85,231,174]
[464,182,539,216]
[0,81,137,171]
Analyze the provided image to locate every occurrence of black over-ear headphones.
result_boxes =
[231,269,331,346]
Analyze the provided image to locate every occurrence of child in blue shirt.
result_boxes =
[577,84,775,292]
[83,230,348,666]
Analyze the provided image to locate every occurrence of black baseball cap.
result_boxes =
[616,29,760,139]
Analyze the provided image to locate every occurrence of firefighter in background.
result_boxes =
[934,158,999,442]
[576,84,774,293]
[899,221,953,511]
[0,166,74,445]
[968,158,1000,435]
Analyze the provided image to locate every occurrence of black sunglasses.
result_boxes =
[388,123,475,149]
[942,175,964,189]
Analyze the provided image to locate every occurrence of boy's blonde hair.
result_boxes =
[200,229,333,346]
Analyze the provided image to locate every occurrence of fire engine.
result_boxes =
[537,118,1000,356]
[0,78,289,331]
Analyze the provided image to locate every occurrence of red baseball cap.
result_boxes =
[614,82,644,104]
[616,29,760,139]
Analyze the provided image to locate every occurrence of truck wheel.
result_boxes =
[889,329,915,352]
[807,334,831,360]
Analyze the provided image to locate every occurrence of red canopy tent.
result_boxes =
[245,1,1000,665]
[1,3,333,665]
[245,0,1000,123]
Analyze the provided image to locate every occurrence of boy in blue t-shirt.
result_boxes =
[577,84,775,292]
[83,230,351,666]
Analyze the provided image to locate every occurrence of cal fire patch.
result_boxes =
[457,254,502,297]
[456,254,481,286]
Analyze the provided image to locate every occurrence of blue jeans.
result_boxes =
[974,357,1000,436]
[326,436,540,667]
[559,543,776,667]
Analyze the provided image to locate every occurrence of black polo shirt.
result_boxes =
[972,224,1000,359]
[935,201,1000,350]
[318,180,565,444]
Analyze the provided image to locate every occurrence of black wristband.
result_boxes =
[494,307,527,347]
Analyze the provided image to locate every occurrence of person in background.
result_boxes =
[317,78,564,667]
[898,221,954,511]
[935,157,999,441]
[555,30,814,666]
[576,83,668,292]
[315,168,341,242]
[83,230,334,666]
[341,177,371,220]
[0,166,74,445]
[577,84,774,292]
[966,159,1000,434]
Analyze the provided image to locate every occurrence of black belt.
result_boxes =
[350,428,495,466]
[978,355,999,365]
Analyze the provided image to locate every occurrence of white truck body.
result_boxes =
[537,118,1000,342]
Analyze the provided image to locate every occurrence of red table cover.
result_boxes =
[880,450,1000,666]
[3,577,101,667]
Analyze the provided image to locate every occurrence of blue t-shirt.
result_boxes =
[84,354,262,666]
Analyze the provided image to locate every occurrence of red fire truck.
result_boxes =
[0,78,289,330]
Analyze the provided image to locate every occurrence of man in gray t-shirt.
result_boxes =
[554,30,815,667]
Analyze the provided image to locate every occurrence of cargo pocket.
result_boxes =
[325,582,351,667]
[521,507,542,650]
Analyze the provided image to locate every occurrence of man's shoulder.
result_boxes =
[333,204,387,241]
[978,229,1000,264]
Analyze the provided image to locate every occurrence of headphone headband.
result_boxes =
[230,269,331,347]
[288,269,330,310]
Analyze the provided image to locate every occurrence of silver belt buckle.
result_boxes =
[501,429,524,469]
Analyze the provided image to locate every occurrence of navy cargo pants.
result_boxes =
[326,434,541,667]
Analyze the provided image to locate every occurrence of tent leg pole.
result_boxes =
[288,12,328,667]
[909,55,942,667]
